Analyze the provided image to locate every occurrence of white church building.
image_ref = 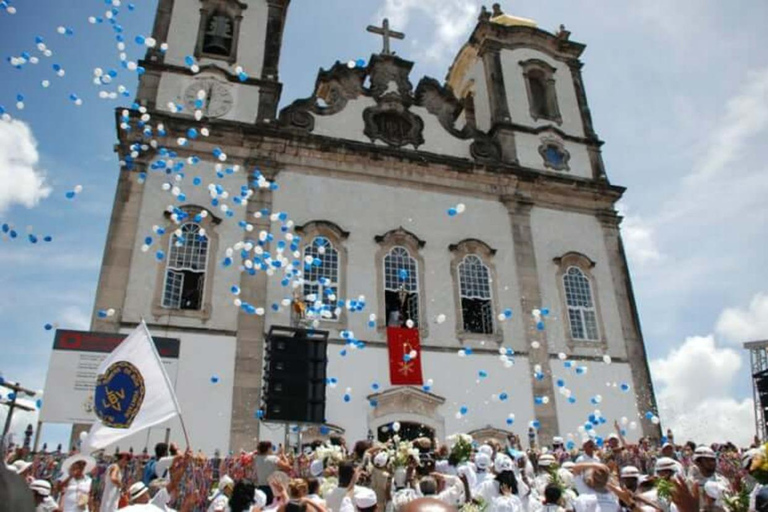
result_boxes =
[85,0,660,454]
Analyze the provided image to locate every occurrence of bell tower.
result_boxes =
[136,0,290,123]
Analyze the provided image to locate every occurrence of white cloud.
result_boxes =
[716,293,768,345]
[650,335,755,446]
[377,0,480,62]
[620,213,662,267]
[0,118,51,213]
[688,68,768,184]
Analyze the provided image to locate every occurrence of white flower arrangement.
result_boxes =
[314,442,345,466]
[388,437,418,468]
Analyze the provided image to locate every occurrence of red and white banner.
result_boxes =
[386,327,423,386]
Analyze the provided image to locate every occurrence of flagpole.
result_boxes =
[140,319,192,451]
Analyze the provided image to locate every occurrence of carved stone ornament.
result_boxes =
[278,52,500,161]
[278,62,366,132]
[363,101,425,148]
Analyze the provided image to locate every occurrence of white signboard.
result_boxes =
[40,330,180,424]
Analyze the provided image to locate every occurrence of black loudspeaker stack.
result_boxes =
[756,369,768,413]
[262,326,329,423]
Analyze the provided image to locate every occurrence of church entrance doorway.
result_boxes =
[377,421,435,442]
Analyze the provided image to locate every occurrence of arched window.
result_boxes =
[458,255,494,334]
[520,59,561,123]
[563,266,599,341]
[528,70,549,118]
[202,12,234,56]
[162,223,209,310]
[384,246,420,328]
[303,236,340,320]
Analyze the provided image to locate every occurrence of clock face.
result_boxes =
[183,79,234,118]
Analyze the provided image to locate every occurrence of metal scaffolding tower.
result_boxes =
[745,340,768,440]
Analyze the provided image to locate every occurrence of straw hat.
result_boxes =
[61,453,96,475]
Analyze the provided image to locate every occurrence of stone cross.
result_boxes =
[366,18,405,56]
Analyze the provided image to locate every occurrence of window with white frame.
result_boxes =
[162,223,209,310]
[458,255,494,334]
[563,266,599,341]
[303,236,339,320]
[384,246,419,328]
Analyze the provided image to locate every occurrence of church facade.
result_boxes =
[90,0,659,454]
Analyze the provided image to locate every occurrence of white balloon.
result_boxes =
[392,421,401,432]
[436,314,446,324]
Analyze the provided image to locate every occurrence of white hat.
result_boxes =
[219,475,235,491]
[129,482,150,502]
[118,506,164,512]
[552,437,564,445]
[10,460,32,474]
[743,449,759,470]
[607,434,620,441]
[620,466,640,478]
[694,446,717,460]
[61,453,96,475]
[494,454,514,473]
[372,452,388,469]
[30,480,52,496]
[661,442,674,450]
[655,457,677,472]
[254,489,268,509]
[475,453,491,470]
[478,444,494,456]
[561,461,575,471]
[581,438,595,447]
[538,454,556,467]
[353,487,377,509]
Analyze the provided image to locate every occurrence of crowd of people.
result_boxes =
[3,427,768,512]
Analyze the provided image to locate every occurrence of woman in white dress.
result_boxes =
[58,454,96,512]
[100,453,130,512]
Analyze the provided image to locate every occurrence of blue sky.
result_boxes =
[1,0,767,448]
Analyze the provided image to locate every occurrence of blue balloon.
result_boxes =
[447,207,457,217]
[44,323,53,330]
[506,418,514,425]
[499,392,508,401]
[503,308,513,318]
[210,375,219,384]
[343,394,351,403]
[460,405,468,415]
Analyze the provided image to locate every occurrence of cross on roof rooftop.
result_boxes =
[366,18,405,56]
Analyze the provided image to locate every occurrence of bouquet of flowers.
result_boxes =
[446,434,473,465]
[314,442,345,467]
[389,436,420,468]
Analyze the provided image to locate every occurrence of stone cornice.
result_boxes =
[114,109,625,212]
[137,59,281,89]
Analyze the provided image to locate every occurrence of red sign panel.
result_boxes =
[386,327,424,386]
[53,330,180,358]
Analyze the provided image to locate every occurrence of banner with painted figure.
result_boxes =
[386,327,424,386]
[81,321,182,454]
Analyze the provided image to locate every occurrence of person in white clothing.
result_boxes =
[30,479,61,512]
[326,462,364,512]
[58,454,96,512]
[570,462,620,512]
[208,475,235,512]
[129,452,189,512]
[100,452,130,512]
[575,440,600,464]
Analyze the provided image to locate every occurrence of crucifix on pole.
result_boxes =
[366,18,405,56]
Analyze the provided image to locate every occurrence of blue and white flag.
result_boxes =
[81,321,181,454]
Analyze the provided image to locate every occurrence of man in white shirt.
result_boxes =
[571,462,620,512]
[326,462,365,512]
[575,439,600,464]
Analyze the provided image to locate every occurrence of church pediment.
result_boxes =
[278,54,500,162]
